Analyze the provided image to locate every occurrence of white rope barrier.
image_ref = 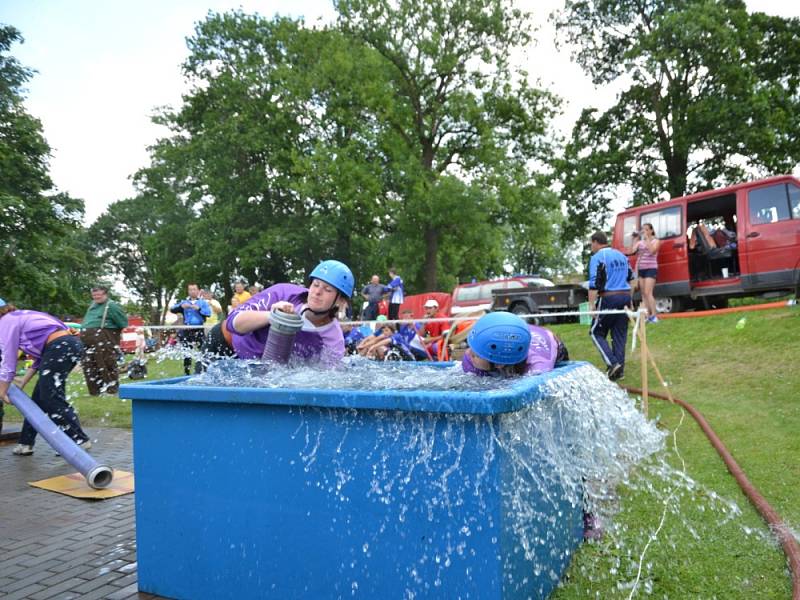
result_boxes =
[128,307,638,330]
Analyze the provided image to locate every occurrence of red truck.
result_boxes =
[612,175,800,312]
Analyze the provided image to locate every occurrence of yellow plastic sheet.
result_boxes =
[28,470,134,499]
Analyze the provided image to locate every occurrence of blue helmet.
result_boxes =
[468,312,531,365]
[0,297,5,307]
[309,260,354,297]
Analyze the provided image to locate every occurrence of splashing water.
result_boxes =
[189,355,512,392]
[157,358,756,596]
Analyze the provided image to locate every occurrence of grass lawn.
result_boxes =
[550,305,799,598]
[2,306,797,597]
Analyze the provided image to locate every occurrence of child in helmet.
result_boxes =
[200,260,354,367]
[462,312,568,377]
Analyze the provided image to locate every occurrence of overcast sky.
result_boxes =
[2,0,798,225]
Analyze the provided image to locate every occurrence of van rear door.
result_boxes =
[740,181,800,290]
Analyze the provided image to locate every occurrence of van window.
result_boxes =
[455,285,481,302]
[640,206,682,239]
[622,215,638,247]
[749,184,791,224]
[789,183,800,219]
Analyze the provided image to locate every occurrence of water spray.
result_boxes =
[8,385,114,489]
[261,308,303,363]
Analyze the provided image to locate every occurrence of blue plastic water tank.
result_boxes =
[120,362,586,599]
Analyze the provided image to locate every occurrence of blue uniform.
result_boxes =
[386,275,405,320]
[588,247,632,377]
[170,297,212,325]
[170,297,212,374]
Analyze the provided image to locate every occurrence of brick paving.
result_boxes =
[0,424,165,600]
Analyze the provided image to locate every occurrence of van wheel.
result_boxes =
[511,303,540,325]
[655,296,683,314]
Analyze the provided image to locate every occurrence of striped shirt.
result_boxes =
[635,240,659,270]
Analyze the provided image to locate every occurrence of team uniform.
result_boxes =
[588,247,632,378]
[227,283,345,365]
[386,275,405,321]
[0,310,90,451]
[462,324,561,376]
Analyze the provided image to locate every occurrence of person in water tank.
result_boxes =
[461,312,568,377]
[199,260,354,368]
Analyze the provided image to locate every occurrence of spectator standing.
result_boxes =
[170,283,211,375]
[0,299,92,455]
[386,268,405,321]
[201,289,223,328]
[361,275,386,321]
[230,281,252,311]
[588,231,633,381]
[81,285,128,395]
[633,223,660,323]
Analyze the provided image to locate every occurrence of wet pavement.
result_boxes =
[0,424,165,600]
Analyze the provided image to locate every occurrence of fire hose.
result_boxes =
[8,385,114,489]
[621,386,800,599]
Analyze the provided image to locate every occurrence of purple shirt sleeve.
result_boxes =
[524,326,558,374]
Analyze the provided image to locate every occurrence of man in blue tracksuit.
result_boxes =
[170,282,211,374]
[588,231,633,381]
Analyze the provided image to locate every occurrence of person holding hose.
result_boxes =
[628,223,661,323]
[0,298,91,456]
[200,260,354,367]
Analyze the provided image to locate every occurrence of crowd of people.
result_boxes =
[1,238,655,473]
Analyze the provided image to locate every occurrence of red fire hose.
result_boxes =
[623,386,800,599]
[659,299,795,319]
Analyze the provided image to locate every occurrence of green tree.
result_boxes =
[152,14,390,300]
[337,0,561,290]
[0,25,97,315]
[89,191,193,324]
[554,0,800,240]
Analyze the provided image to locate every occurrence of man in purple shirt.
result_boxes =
[0,298,91,455]
[461,312,568,377]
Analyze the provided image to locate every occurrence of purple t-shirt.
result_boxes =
[0,310,68,382]
[462,325,559,376]
[226,283,345,365]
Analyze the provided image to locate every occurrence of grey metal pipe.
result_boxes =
[262,308,303,363]
[8,385,114,489]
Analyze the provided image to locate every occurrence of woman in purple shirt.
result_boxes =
[0,298,91,456]
[461,312,568,377]
[200,260,355,368]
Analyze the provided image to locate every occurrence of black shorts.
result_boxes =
[638,268,658,279]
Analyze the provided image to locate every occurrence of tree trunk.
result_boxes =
[666,155,688,199]
[423,227,438,291]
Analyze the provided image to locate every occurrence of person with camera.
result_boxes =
[627,223,661,323]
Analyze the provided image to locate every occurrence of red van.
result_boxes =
[612,175,800,312]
